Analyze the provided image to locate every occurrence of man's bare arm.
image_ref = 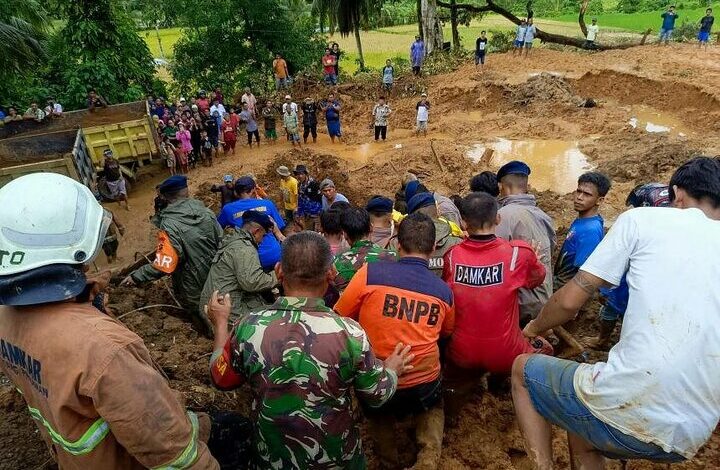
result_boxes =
[524,270,612,337]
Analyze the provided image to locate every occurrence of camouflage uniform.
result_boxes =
[387,219,462,276]
[333,240,397,291]
[198,227,277,325]
[209,297,398,469]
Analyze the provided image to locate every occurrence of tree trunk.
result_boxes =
[354,25,365,70]
[155,23,165,60]
[417,0,424,38]
[450,0,460,50]
[578,0,589,38]
[421,0,444,55]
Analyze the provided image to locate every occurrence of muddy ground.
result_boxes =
[2,43,720,469]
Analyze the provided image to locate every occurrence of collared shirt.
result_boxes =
[372,104,391,127]
[210,296,397,469]
[297,177,322,217]
[333,240,397,291]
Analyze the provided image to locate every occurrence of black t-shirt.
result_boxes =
[700,15,715,32]
[302,178,323,203]
[204,118,219,138]
[301,102,318,126]
[476,37,488,53]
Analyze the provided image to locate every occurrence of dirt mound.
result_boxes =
[510,73,582,106]
[194,181,221,213]
[581,132,702,183]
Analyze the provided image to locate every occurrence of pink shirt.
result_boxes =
[176,130,192,152]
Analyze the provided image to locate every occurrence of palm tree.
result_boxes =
[0,0,48,77]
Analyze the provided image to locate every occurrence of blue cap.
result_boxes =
[234,176,256,193]
[407,192,436,213]
[405,180,421,201]
[158,175,188,194]
[497,160,531,181]
[241,210,274,231]
[366,196,393,214]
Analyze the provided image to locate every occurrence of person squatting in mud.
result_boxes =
[3,155,720,470]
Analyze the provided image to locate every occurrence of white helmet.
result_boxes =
[0,173,110,276]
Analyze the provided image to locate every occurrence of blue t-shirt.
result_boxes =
[554,214,604,289]
[321,192,349,211]
[217,198,286,270]
[661,12,678,30]
[601,274,629,315]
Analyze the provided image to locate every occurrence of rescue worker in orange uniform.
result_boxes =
[0,173,218,469]
[335,212,455,469]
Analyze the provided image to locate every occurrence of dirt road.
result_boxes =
[2,43,719,469]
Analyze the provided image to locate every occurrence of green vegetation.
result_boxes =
[554,6,711,32]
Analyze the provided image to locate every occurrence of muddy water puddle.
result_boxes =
[627,106,689,136]
[467,138,591,194]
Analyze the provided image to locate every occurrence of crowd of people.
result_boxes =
[2,148,719,470]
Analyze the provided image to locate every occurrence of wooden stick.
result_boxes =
[554,325,585,356]
[429,139,446,173]
[116,304,185,320]
[480,148,494,166]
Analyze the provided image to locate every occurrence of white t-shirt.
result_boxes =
[574,207,720,458]
[417,104,429,122]
[516,25,527,41]
[210,103,226,117]
[524,25,537,43]
[587,24,599,41]
[282,102,298,114]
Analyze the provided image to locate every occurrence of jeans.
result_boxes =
[246,130,260,145]
[274,77,287,89]
[659,28,673,41]
[523,355,686,463]
[324,73,337,85]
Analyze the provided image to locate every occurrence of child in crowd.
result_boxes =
[160,135,176,176]
[200,129,214,167]
[416,93,430,137]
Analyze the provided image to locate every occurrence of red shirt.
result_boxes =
[442,235,545,373]
[322,54,336,74]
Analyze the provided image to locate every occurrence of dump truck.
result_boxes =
[0,101,160,190]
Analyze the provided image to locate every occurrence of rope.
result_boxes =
[116,304,185,320]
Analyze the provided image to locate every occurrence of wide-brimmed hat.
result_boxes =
[276,166,291,177]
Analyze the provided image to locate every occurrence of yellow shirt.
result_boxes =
[280,176,299,211]
[393,210,464,237]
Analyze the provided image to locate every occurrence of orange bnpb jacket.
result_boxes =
[334,257,454,389]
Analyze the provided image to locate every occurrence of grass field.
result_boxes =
[554,6,710,32]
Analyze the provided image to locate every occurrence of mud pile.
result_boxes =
[510,73,583,106]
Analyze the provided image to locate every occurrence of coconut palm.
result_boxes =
[0,0,48,76]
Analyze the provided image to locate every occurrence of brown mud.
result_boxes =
[2,44,720,469]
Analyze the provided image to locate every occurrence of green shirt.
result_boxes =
[333,240,397,291]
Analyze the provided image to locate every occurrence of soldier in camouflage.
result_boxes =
[333,207,397,292]
[198,211,278,329]
[206,232,413,469]
[404,192,463,276]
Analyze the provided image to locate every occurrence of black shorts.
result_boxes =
[362,377,442,417]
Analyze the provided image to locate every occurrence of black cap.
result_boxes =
[407,192,436,213]
[293,164,308,175]
[234,176,256,193]
[157,175,188,195]
[241,210,274,231]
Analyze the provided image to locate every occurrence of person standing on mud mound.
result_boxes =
[322,93,342,143]
[0,174,219,469]
[410,35,425,76]
[199,210,278,330]
[216,176,286,272]
[261,100,279,144]
[513,157,720,469]
[523,18,537,57]
[475,30,488,70]
[495,161,556,324]
[322,48,338,86]
[416,93,430,137]
[585,183,671,350]
[282,104,302,148]
[442,192,553,419]
[276,166,299,222]
[294,164,323,231]
[123,175,223,335]
[659,6,679,45]
[206,232,413,469]
[210,174,237,207]
[698,8,714,50]
[372,96,392,141]
[320,178,349,210]
[553,172,611,290]
[585,18,600,49]
[335,213,455,469]
[513,20,528,56]
[301,97,318,144]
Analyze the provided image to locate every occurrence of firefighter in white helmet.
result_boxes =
[0,174,218,469]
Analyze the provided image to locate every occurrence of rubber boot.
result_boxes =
[585,319,617,350]
[367,415,399,469]
[412,406,444,470]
